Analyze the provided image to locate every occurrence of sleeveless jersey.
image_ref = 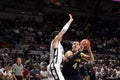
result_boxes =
[47,41,65,80]
[49,41,64,65]
[62,50,82,76]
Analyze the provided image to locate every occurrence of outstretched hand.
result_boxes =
[69,14,73,21]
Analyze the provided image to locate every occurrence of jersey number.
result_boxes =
[72,63,77,69]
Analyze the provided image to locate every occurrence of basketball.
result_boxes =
[80,39,91,50]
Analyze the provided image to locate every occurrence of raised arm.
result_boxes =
[81,47,94,61]
[52,14,73,48]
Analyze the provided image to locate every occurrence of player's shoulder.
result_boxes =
[65,50,73,57]
[66,50,72,53]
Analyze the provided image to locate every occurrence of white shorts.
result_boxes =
[47,62,65,80]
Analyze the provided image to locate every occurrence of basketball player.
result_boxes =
[62,40,94,80]
[47,14,73,80]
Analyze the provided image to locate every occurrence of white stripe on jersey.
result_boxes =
[49,41,64,65]
[47,41,65,80]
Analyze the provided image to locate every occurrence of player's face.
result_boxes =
[72,41,80,52]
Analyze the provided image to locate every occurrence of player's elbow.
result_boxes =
[85,56,94,62]
[89,57,94,62]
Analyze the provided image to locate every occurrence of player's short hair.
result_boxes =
[72,41,79,44]
[51,31,59,39]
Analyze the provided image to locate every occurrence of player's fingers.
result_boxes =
[69,14,72,19]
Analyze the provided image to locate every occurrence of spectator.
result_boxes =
[3,65,14,80]
[29,64,40,80]
[23,66,30,80]
[0,71,4,80]
[40,65,48,80]
[12,57,23,80]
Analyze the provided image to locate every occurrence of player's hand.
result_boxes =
[63,56,69,62]
[69,14,73,21]
[86,46,91,51]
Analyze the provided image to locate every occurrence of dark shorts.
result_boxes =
[64,74,81,80]
[15,75,22,80]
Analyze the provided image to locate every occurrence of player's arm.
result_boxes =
[63,51,73,62]
[64,51,81,62]
[81,47,94,61]
[52,14,73,48]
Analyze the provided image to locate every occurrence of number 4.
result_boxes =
[72,63,77,69]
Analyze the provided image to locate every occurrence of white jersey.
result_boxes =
[47,41,65,80]
[49,41,64,65]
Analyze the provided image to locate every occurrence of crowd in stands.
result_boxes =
[0,49,120,80]
[0,12,120,80]
[0,13,119,54]
[80,54,120,80]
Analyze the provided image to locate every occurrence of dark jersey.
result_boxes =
[62,50,82,76]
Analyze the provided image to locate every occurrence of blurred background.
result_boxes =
[0,0,120,80]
